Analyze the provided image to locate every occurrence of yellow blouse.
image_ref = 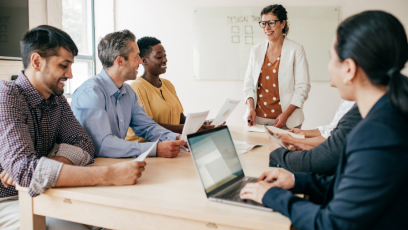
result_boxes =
[125,77,184,142]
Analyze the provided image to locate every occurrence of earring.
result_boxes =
[343,79,352,85]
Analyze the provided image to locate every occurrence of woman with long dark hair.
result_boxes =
[240,11,408,229]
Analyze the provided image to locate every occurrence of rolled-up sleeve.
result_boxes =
[56,99,95,165]
[48,144,92,166]
[290,46,310,109]
[28,157,63,196]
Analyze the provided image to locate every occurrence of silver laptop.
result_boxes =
[186,126,272,211]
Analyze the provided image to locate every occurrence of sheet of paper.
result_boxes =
[133,139,159,162]
[211,98,241,127]
[233,140,262,155]
[247,125,265,132]
[181,111,209,141]
[248,125,305,139]
[265,126,305,139]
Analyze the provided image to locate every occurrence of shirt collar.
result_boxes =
[15,71,59,107]
[99,69,127,97]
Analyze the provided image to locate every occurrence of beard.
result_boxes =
[43,65,66,96]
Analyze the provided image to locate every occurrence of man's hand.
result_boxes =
[106,161,146,185]
[0,171,16,188]
[157,140,185,158]
[288,128,305,136]
[51,156,73,165]
[240,169,295,204]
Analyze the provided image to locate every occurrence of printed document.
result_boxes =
[181,111,210,141]
[211,98,241,127]
[133,139,159,162]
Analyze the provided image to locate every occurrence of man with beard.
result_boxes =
[0,25,146,229]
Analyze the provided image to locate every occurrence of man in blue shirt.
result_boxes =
[72,30,184,158]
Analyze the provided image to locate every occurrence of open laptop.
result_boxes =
[186,126,272,211]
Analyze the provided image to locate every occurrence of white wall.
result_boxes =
[115,0,408,129]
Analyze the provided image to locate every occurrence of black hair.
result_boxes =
[20,25,78,69]
[335,11,408,118]
[137,36,161,58]
[260,5,289,37]
[98,29,136,68]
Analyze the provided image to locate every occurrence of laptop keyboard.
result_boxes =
[217,177,258,201]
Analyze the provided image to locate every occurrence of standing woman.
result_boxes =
[241,11,408,229]
[243,4,310,128]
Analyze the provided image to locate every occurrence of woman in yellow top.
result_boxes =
[126,37,213,142]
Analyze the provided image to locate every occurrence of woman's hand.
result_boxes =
[239,181,274,204]
[246,98,256,127]
[268,136,282,152]
[198,124,215,132]
[290,142,313,151]
[240,169,295,204]
[274,104,298,128]
[247,108,256,127]
[273,112,290,128]
[276,133,294,144]
[288,128,305,136]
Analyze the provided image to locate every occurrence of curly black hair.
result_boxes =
[260,5,289,37]
[137,36,161,58]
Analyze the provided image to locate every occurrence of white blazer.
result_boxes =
[243,38,311,129]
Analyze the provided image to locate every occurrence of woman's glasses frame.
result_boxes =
[259,20,281,28]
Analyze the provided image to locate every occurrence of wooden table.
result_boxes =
[18,126,292,230]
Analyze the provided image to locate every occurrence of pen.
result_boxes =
[248,119,253,123]
[165,137,190,153]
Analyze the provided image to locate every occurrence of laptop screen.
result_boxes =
[188,127,244,193]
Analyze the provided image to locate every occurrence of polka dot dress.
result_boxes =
[256,55,282,119]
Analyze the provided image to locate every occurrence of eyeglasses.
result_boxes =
[259,20,281,28]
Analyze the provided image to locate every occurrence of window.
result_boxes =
[62,0,95,97]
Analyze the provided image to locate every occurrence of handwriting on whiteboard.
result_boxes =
[227,16,261,24]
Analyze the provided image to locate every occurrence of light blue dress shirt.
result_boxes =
[71,69,179,158]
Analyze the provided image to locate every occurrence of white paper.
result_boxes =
[247,125,265,132]
[211,98,241,127]
[133,139,159,162]
[265,126,305,139]
[181,111,209,141]
[233,140,262,155]
[248,125,305,139]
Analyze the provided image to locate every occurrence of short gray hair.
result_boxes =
[98,29,136,68]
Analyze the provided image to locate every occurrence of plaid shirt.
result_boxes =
[0,72,95,197]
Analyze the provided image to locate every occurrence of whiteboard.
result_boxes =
[193,7,338,81]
